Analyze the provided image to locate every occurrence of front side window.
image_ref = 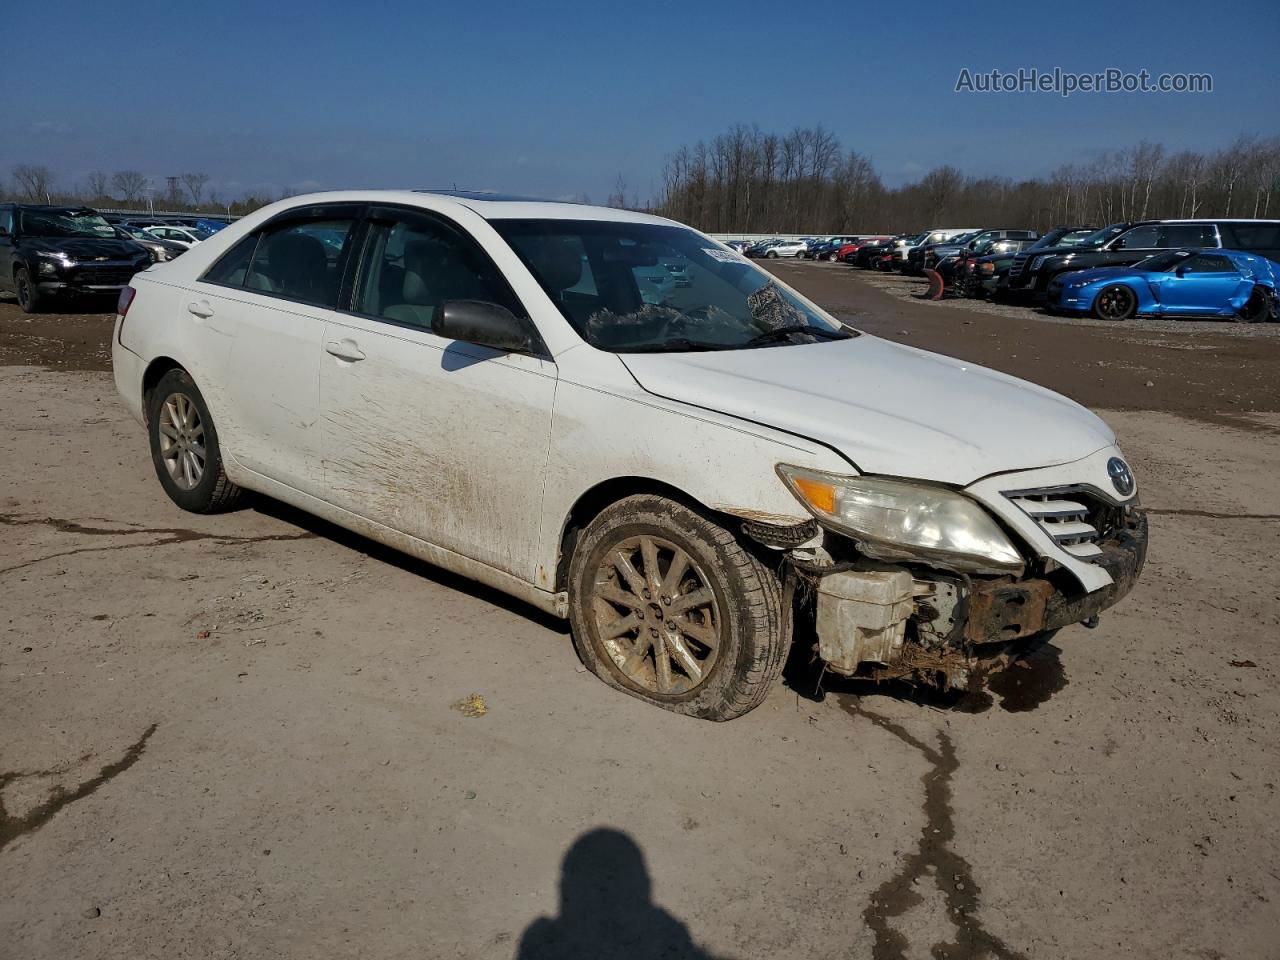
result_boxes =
[353,214,522,330]
[1112,225,1159,250]
[493,219,853,353]
[1179,253,1235,273]
[244,218,356,307]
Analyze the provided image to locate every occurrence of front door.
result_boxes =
[319,207,557,582]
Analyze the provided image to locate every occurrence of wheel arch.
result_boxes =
[554,476,727,593]
[141,356,186,425]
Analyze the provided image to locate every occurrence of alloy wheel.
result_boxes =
[1096,285,1136,321]
[588,534,722,696]
[157,392,207,489]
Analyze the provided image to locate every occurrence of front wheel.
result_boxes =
[1092,284,1137,321]
[147,368,246,513]
[567,495,789,721]
[14,267,42,313]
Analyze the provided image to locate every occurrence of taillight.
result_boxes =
[117,286,137,318]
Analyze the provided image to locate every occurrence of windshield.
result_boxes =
[18,209,115,239]
[1134,250,1192,272]
[493,220,854,353]
[1075,224,1128,249]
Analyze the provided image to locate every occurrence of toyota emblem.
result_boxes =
[1107,457,1135,497]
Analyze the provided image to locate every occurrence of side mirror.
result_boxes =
[433,300,535,354]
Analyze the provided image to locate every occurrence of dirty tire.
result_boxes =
[15,266,42,313]
[1235,285,1273,323]
[147,368,246,513]
[923,268,945,300]
[1092,283,1137,321]
[568,495,789,721]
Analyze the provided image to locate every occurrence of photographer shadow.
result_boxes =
[516,828,723,960]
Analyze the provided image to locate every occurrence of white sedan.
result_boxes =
[112,190,1147,719]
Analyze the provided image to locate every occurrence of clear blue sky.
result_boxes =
[5,0,1278,204]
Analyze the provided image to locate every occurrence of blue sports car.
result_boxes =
[1046,248,1278,322]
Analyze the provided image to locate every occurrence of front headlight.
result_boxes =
[777,465,1024,573]
[36,251,73,274]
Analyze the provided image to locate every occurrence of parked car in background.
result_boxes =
[195,219,230,234]
[837,237,892,263]
[723,239,753,253]
[115,225,186,263]
[745,239,782,258]
[907,230,983,274]
[112,189,1147,719]
[0,203,152,312]
[931,235,1040,296]
[853,234,917,269]
[810,236,860,260]
[146,225,211,249]
[896,229,980,274]
[1047,248,1278,322]
[760,239,808,258]
[923,229,1039,271]
[964,227,1095,299]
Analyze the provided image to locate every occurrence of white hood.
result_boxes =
[620,335,1114,486]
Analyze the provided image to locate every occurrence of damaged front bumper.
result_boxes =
[795,509,1148,686]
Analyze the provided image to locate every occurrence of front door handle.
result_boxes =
[187,299,214,318]
[325,339,366,362]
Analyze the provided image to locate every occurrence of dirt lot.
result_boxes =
[2,282,1278,960]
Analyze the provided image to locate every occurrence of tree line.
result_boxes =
[648,124,1280,234]
[1,164,282,216]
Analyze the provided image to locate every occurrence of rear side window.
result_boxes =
[245,219,356,308]
[203,234,259,287]
[1160,224,1217,248]
[1222,224,1280,251]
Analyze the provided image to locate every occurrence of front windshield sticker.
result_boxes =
[702,247,741,263]
[747,280,807,331]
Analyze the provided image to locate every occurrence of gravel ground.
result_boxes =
[2,278,1278,959]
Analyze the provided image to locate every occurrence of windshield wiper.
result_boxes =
[615,337,726,353]
[742,325,849,348]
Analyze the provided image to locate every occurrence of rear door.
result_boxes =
[319,205,557,581]
[195,204,362,495]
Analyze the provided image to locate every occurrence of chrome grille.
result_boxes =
[1005,489,1107,560]
[1010,253,1029,278]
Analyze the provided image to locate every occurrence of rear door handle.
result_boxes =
[325,339,366,362]
[187,299,213,318]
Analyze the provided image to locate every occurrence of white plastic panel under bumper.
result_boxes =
[965,445,1138,594]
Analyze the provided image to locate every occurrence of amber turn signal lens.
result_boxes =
[791,475,836,514]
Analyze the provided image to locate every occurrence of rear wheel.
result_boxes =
[568,495,789,721]
[1236,285,1273,323]
[1092,284,1137,321]
[147,368,246,513]
[15,267,42,313]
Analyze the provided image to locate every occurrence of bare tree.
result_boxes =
[12,164,54,202]
[85,170,110,202]
[181,172,210,207]
[111,170,148,205]
[607,173,628,209]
